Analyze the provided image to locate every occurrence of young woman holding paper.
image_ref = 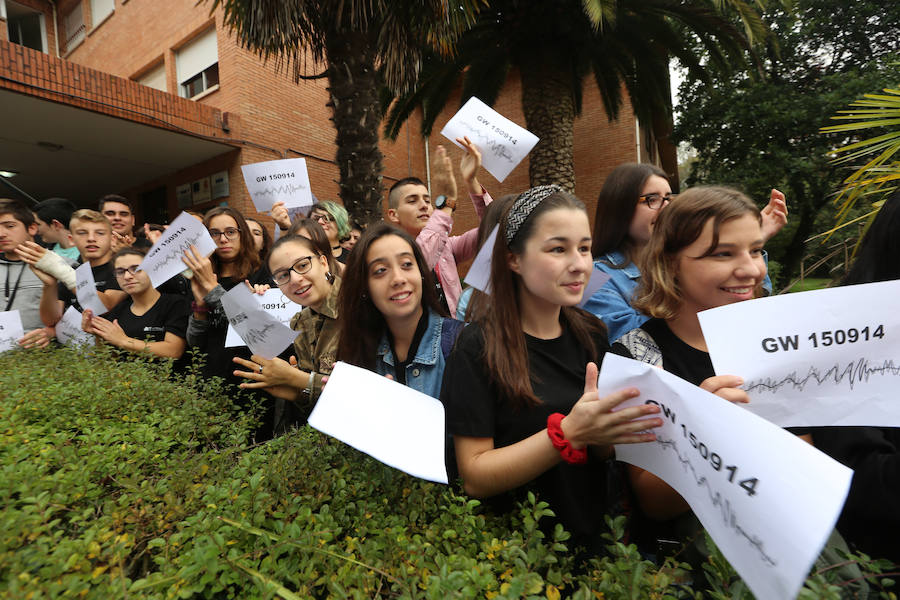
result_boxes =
[583,164,787,342]
[232,233,340,425]
[613,186,824,567]
[336,222,462,400]
[182,207,275,438]
[439,185,663,555]
[81,247,190,359]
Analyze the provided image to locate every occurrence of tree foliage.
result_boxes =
[674,0,900,286]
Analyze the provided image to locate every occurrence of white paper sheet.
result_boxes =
[601,354,851,600]
[74,262,107,315]
[241,158,314,212]
[440,97,539,182]
[577,265,612,309]
[0,310,24,352]
[55,306,94,346]
[699,280,900,427]
[219,284,298,359]
[308,361,448,483]
[225,289,301,347]
[139,212,217,289]
[462,225,497,293]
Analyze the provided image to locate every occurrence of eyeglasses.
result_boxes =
[312,212,334,224]
[209,227,241,240]
[113,265,141,279]
[271,256,315,286]
[638,193,677,210]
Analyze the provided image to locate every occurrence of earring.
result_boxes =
[326,271,335,284]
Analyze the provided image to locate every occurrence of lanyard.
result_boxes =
[4,260,26,312]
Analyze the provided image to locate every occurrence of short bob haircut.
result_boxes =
[632,186,761,320]
[592,162,669,261]
[311,200,351,240]
[337,222,446,371]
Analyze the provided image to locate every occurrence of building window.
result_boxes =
[176,28,219,99]
[89,0,114,27]
[63,2,85,53]
[6,2,47,53]
[137,62,167,92]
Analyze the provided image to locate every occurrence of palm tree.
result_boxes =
[384,0,774,191]
[207,0,481,224]
[819,87,900,244]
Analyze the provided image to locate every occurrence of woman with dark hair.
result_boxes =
[812,188,900,563]
[584,163,786,341]
[245,217,273,259]
[337,222,460,399]
[440,185,662,555]
[288,217,343,275]
[182,207,275,436]
[232,233,340,425]
[82,247,190,359]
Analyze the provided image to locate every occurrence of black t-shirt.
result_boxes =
[58,260,121,314]
[105,293,190,343]
[614,318,714,386]
[441,318,624,553]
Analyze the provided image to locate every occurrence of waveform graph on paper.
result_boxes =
[252,183,309,199]
[745,357,900,394]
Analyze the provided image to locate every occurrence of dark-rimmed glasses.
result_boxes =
[312,212,334,224]
[271,256,315,286]
[209,227,241,240]
[638,193,677,210]
[113,265,141,279]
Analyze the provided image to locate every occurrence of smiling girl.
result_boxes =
[232,234,340,424]
[440,185,662,554]
[82,247,190,359]
[337,223,460,399]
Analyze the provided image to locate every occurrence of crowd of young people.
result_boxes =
[2,144,897,572]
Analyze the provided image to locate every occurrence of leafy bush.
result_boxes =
[1,346,894,598]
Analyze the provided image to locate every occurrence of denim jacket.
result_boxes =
[375,309,451,399]
[582,250,648,343]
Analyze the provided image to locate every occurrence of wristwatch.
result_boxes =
[434,195,455,212]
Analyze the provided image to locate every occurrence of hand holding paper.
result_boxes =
[56,306,94,346]
[75,262,107,315]
[220,284,298,359]
[241,158,313,212]
[139,212,217,288]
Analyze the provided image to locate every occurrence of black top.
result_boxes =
[58,260,121,314]
[105,293,191,343]
[335,247,350,264]
[441,318,625,553]
[812,427,900,562]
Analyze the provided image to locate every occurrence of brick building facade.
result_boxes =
[1,0,668,241]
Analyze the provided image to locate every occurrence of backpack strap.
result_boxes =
[440,318,465,360]
[618,328,663,368]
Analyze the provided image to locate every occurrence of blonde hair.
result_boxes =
[70,209,112,230]
[632,186,761,319]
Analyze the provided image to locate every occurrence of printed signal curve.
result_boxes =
[745,358,900,394]
[241,323,276,346]
[149,235,205,272]
[460,123,515,163]
[655,435,777,567]
[253,184,308,197]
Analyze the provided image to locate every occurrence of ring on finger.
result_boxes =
[258,365,264,374]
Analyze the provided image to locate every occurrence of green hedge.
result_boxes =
[0,346,893,599]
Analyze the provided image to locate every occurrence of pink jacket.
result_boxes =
[416,189,492,318]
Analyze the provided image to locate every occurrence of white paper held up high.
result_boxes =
[308,362,448,484]
[138,212,217,288]
[699,280,900,427]
[440,97,538,182]
[241,158,314,212]
[600,354,851,600]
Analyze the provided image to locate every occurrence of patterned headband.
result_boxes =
[504,184,564,244]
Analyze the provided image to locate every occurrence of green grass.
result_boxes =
[790,277,832,292]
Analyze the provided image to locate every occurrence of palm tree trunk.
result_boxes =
[519,56,577,191]
[324,30,385,225]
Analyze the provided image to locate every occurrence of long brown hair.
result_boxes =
[592,162,669,261]
[337,222,446,370]
[203,207,261,281]
[632,186,761,320]
[288,217,340,275]
[481,189,606,408]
